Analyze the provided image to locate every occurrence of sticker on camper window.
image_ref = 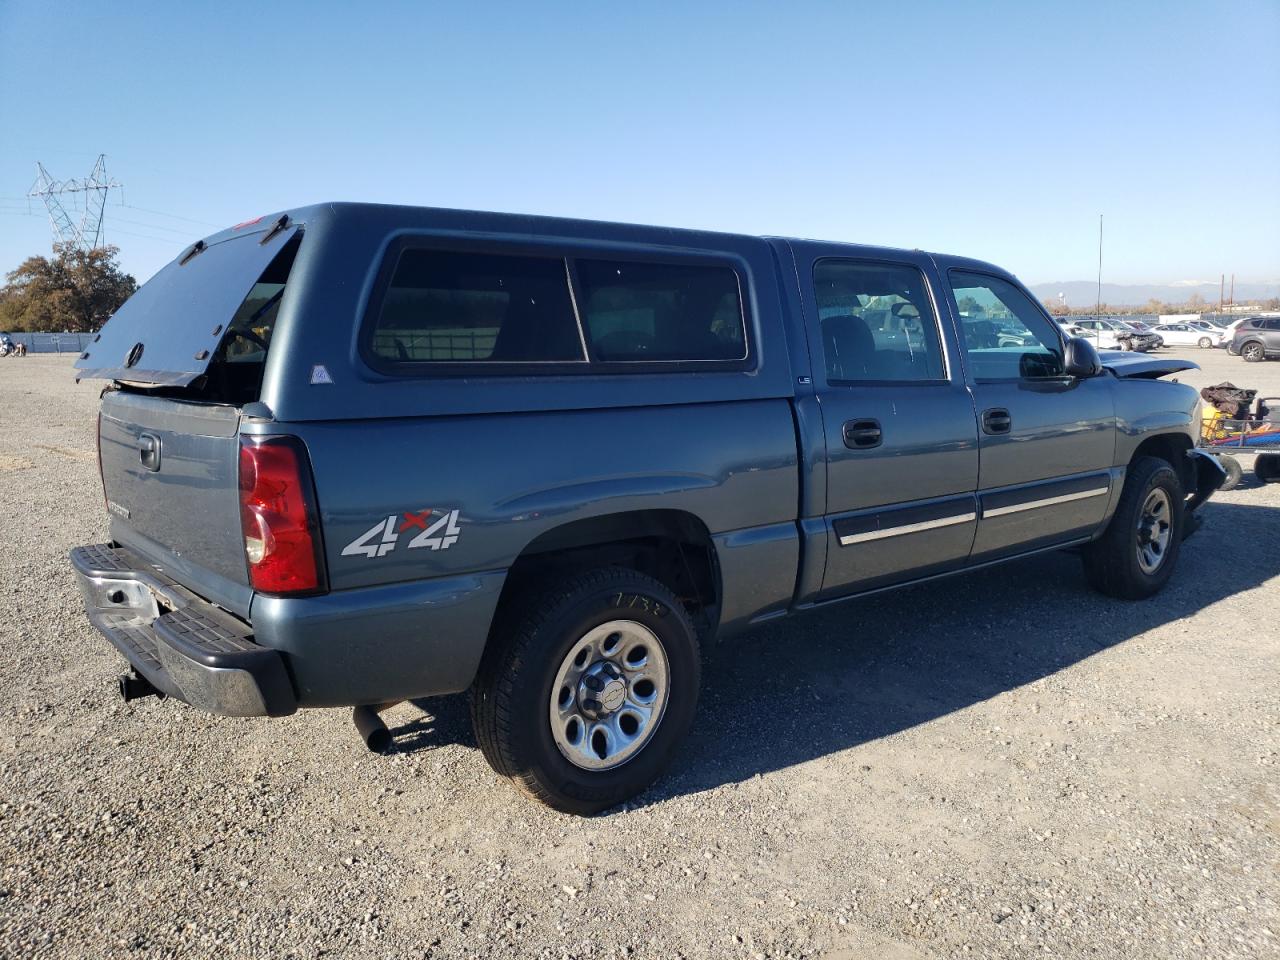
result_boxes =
[341,509,462,559]
[310,364,334,385]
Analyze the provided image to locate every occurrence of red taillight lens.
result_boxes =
[238,436,326,595]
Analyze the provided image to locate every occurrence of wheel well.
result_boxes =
[1131,433,1193,490]
[495,510,721,633]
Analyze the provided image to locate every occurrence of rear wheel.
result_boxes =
[1243,341,1266,362]
[471,567,700,815]
[1197,336,1213,349]
[1082,456,1184,599]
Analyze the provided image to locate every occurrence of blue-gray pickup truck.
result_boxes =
[70,203,1224,813]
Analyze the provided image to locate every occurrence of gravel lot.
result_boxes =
[1,350,1277,960]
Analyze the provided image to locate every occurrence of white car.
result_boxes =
[1153,322,1222,349]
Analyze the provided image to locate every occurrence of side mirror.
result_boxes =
[1064,336,1103,378]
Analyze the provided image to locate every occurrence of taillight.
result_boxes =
[238,436,326,595]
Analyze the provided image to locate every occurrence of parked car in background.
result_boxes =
[1055,319,1087,338]
[1074,317,1156,352]
[1120,320,1163,348]
[1154,322,1223,350]
[1231,317,1280,362]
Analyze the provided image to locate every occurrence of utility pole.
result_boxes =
[1219,274,1224,314]
[1096,214,1103,316]
[1229,273,1234,308]
[26,154,124,250]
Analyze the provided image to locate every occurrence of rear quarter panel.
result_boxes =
[293,399,800,592]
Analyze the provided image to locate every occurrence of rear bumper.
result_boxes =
[70,544,297,717]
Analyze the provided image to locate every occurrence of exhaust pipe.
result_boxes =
[118,671,163,703]
[352,700,403,753]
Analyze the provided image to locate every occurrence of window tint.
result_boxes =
[575,259,746,362]
[370,249,585,363]
[950,271,1064,380]
[813,260,945,383]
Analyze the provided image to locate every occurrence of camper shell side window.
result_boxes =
[359,236,754,376]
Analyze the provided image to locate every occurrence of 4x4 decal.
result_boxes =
[341,509,462,559]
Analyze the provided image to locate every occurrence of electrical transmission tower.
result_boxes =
[27,154,124,250]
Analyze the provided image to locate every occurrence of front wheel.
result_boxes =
[471,568,700,815]
[1082,456,1184,599]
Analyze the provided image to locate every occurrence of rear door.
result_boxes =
[789,242,980,598]
[941,267,1117,561]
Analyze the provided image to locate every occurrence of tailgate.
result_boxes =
[99,390,252,617]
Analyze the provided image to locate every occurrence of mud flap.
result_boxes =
[1183,450,1227,539]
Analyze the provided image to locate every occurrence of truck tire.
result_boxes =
[470,567,700,815]
[1255,453,1280,484]
[1082,456,1184,600]
[1219,455,1243,490]
[1242,341,1266,362]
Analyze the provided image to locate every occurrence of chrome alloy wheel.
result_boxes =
[549,620,670,771]
[1136,487,1173,575]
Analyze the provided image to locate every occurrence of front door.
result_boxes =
[791,243,981,598]
[941,266,1117,560]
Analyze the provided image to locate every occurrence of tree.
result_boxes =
[0,244,137,332]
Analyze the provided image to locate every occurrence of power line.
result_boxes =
[121,203,221,228]
[0,209,182,245]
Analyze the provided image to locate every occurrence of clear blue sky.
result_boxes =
[2,0,1277,287]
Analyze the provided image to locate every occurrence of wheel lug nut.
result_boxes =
[583,699,601,713]
[585,676,603,691]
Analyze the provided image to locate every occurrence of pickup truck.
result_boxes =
[70,203,1224,814]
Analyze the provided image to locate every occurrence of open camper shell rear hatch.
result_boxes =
[75,215,299,387]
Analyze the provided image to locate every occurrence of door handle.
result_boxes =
[138,433,161,471]
[981,408,1012,435]
[843,418,882,449]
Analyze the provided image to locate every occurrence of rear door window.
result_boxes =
[368,248,586,363]
[575,259,747,363]
[812,260,946,383]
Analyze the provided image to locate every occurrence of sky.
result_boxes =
[1,0,1277,289]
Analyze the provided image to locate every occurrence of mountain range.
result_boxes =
[1027,279,1279,307]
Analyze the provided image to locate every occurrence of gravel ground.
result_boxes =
[0,351,1277,960]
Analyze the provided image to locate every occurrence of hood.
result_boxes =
[1099,351,1198,380]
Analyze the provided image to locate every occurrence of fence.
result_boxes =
[5,332,98,355]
